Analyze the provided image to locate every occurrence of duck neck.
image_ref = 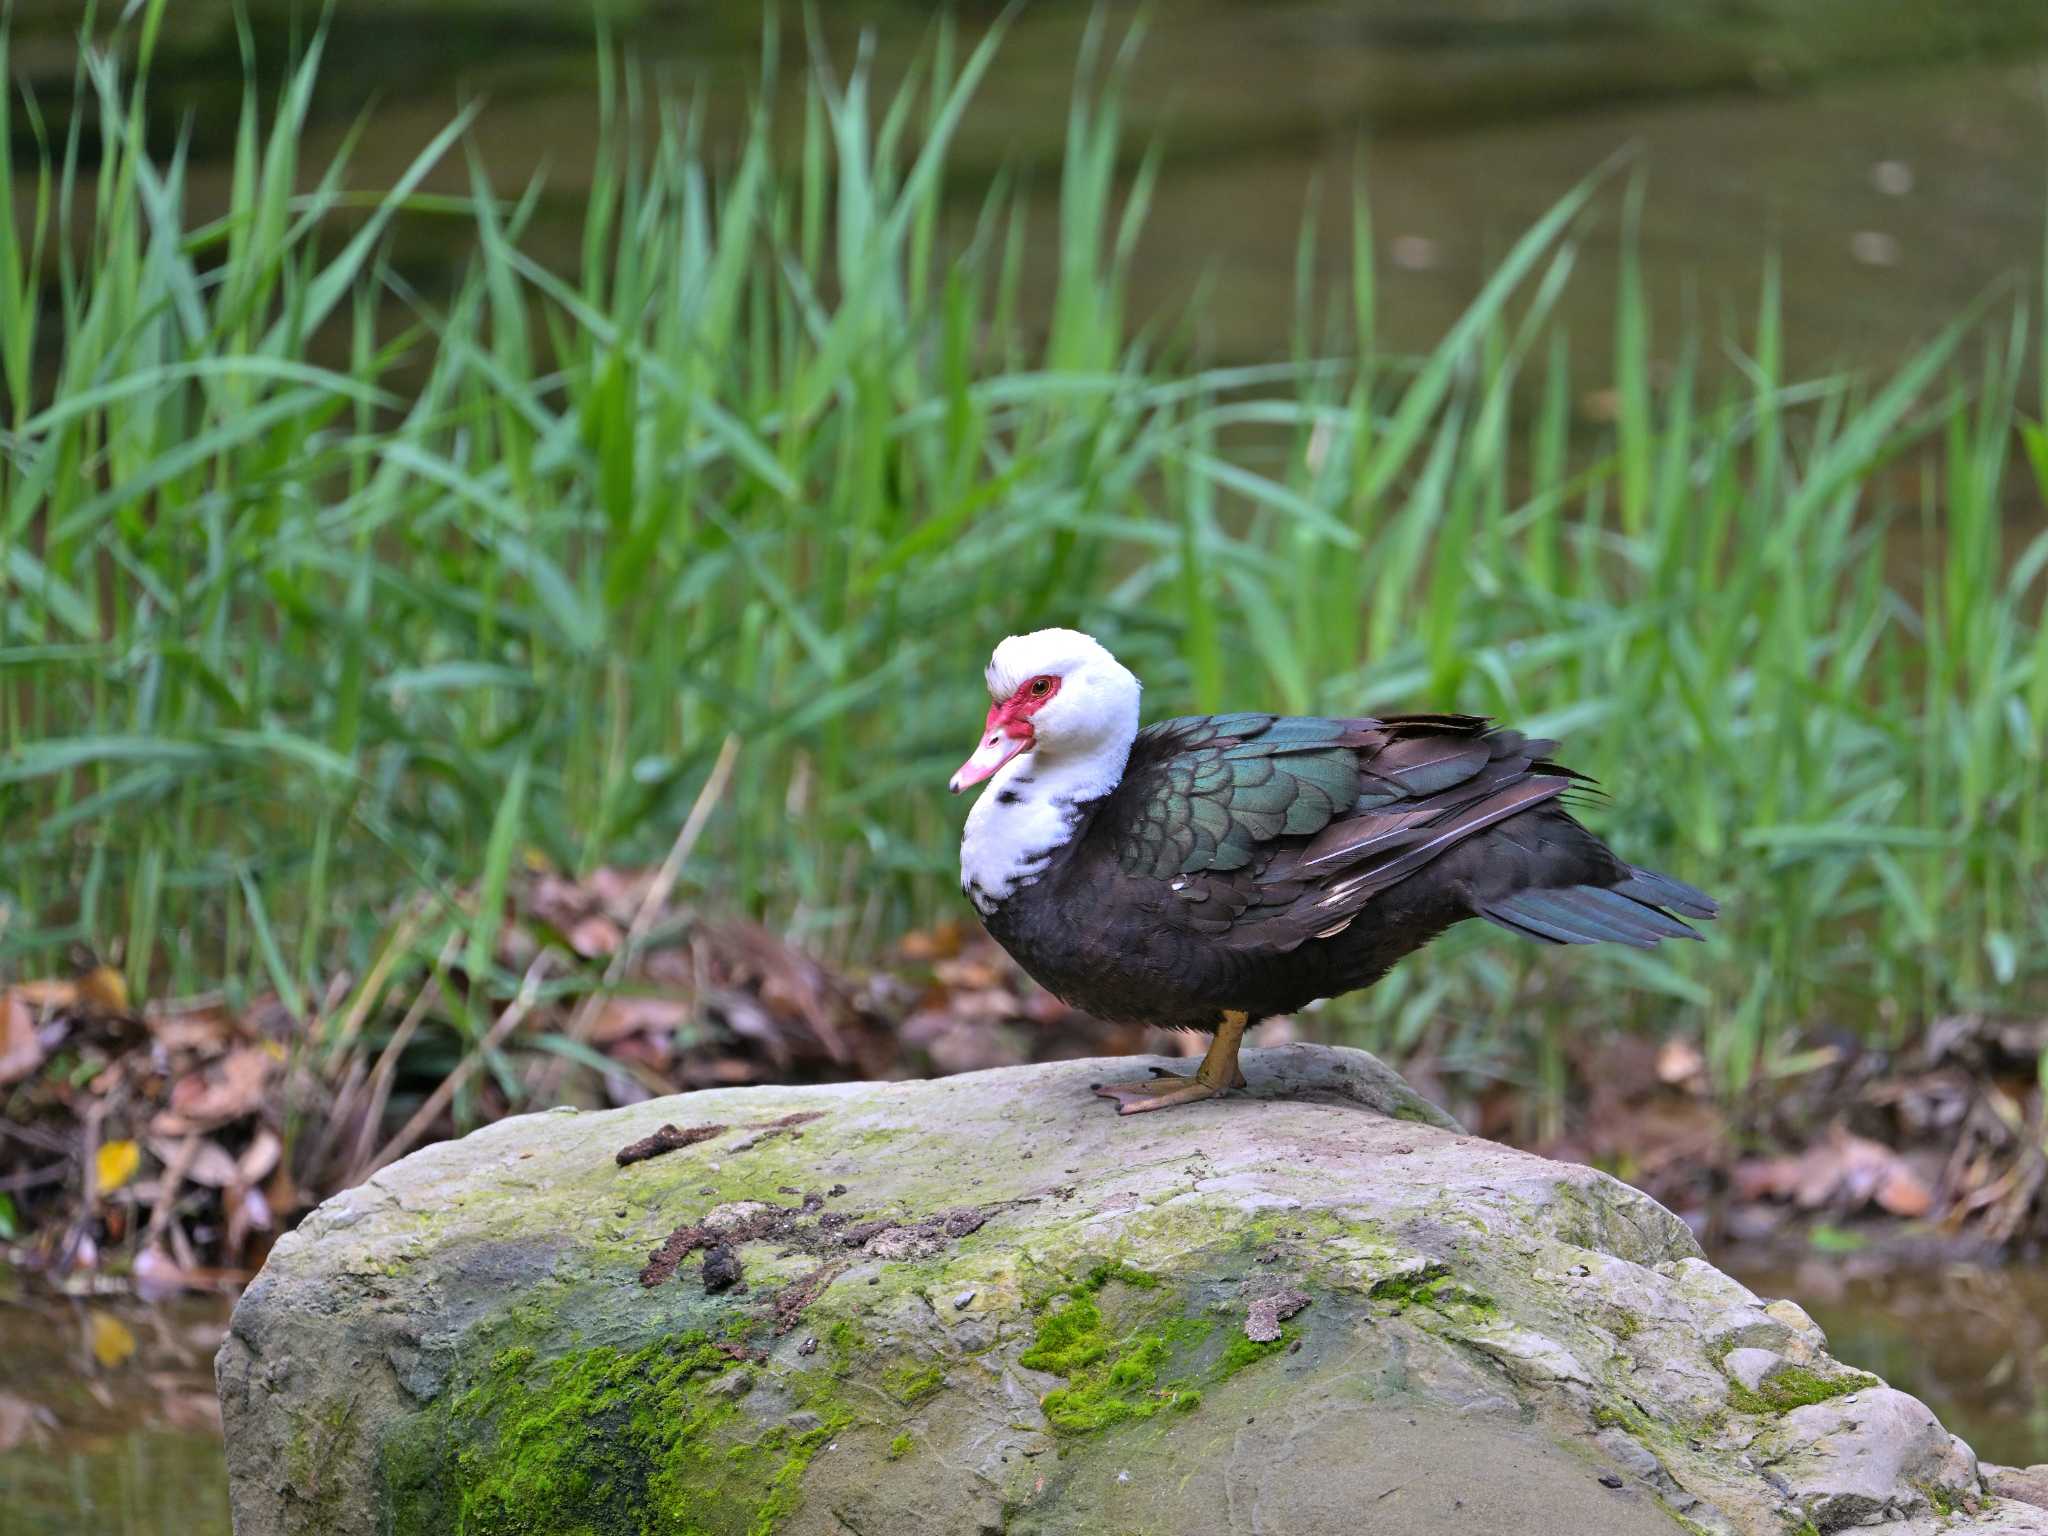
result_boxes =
[960,733,1132,915]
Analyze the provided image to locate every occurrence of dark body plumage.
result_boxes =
[979,712,1715,1031]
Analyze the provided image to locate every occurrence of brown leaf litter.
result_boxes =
[638,1199,807,1287]
[11,866,2048,1301]
[3,876,1176,1293]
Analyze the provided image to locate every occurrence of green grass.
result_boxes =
[2,5,2045,1103]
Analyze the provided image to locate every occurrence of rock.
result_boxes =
[1763,1297,1825,1341]
[705,1367,754,1399]
[1705,1304,1819,1364]
[216,1046,2043,1536]
[1721,1347,1789,1393]
[1988,1466,2048,1512]
[1761,1387,1980,1531]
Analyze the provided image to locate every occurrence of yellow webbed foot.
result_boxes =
[1089,1070,1224,1115]
[1089,1009,1251,1117]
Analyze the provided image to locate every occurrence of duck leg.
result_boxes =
[1091,1010,1251,1115]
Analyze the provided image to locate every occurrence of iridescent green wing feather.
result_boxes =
[1112,714,1364,879]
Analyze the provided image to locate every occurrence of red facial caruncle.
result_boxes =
[948,674,1062,793]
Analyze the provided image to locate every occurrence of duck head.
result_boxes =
[948,628,1142,794]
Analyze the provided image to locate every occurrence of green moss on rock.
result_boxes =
[1727,1366,1876,1417]
[1019,1265,1295,1437]
[1590,1400,1654,1438]
[1368,1266,1498,1323]
[381,1331,847,1536]
[1081,1262,1159,1292]
[824,1319,867,1371]
[1215,1328,1289,1379]
[880,1360,945,1405]
[1020,1287,1206,1431]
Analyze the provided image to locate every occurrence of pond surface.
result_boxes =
[9,1,2048,381]
[1,1256,2042,1532]
[0,1292,232,1536]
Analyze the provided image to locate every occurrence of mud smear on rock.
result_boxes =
[613,1109,824,1167]
[636,1187,1026,1333]
[614,1123,728,1165]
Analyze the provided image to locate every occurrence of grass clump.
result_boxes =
[2,3,2045,1118]
[1916,1482,1959,1518]
[885,1433,912,1461]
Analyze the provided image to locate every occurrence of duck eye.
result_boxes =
[1030,678,1051,696]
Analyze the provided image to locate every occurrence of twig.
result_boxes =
[324,907,424,1067]
[532,734,740,1101]
[0,1120,73,1156]
[143,1135,200,1247]
[0,1162,70,1194]
[364,949,558,1179]
[302,1053,368,1190]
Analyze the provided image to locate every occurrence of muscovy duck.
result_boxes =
[949,628,1716,1115]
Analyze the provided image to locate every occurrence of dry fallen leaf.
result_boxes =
[146,1003,238,1053]
[1734,1125,1936,1218]
[567,914,625,959]
[238,1127,283,1186]
[897,922,965,963]
[0,1392,52,1453]
[11,978,79,1009]
[589,995,693,1044]
[96,1139,142,1195]
[133,1245,196,1304]
[148,1136,239,1188]
[0,989,42,1086]
[77,964,130,1014]
[89,1313,137,1369]
[146,1384,222,1435]
[1655,1037,1706,1089]
[153,1046,274,1135]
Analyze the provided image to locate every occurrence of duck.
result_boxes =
[948,628,1716,1115]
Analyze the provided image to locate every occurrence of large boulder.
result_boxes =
[217,1046,2046,1535]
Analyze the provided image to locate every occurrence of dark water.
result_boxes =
[9,1,2048,380]
[0,1258,2041,1533]
[0,1293,233,1536]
